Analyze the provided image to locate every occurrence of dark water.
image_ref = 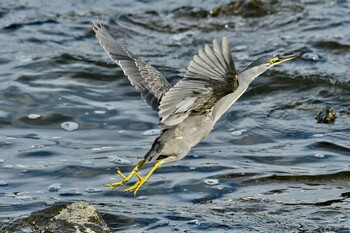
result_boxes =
[1,0,350,232]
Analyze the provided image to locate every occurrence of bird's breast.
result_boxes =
[173,114,214,147]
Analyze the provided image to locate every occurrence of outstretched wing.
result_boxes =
[93,22,172,111]
[158,37,238,128]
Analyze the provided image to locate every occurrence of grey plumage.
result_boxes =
[93,22,171,111]
[159,37,238,128]
[93,22,297,195]
[93,22,238,128]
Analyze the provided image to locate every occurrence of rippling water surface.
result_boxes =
[1,0,350,232]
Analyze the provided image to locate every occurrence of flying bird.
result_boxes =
[93,22,297,196]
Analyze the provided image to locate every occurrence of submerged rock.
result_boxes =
[2,201,111,233]
[316,106,336,124]
[173,0,303,19]
[208,0,272,18]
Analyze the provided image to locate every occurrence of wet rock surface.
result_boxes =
[316,106,336,124]
[174,0,302,18]
[2,202,111,233]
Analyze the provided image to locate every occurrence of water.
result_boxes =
[1,0,350,232]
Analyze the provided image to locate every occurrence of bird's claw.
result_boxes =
[104,168,138,190]
[104,181,124,190]
[123,172,146,196]
[104,159,146,192]
[104,172,145,195]
[105,160,163,196]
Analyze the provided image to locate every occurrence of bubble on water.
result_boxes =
[137,196,148,200]
[301,52,322,61]
[27,114,41,119]
[0,180,8,186]
[187,219,201,225]
[60,121,79,131]
[84,187,103,193]
[230,129,247,136]
[118,130,126,134]
[314,153,325,158]
[204,179,219,186]
[94,110,106,114]
[142,129,161,136]
[109,157,132,165]
[313,134,324,138]
[48,183,62,192]
[4,164,14,169]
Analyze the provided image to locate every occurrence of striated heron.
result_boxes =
[93,22,297,196]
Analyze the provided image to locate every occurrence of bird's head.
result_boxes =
[238,54,298,84]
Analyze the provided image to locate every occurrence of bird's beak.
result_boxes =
[269,54,298,66]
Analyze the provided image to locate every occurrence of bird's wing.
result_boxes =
[93,22,172,111]
[158,37,238,128]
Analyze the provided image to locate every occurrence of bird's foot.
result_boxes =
[104,159,146,190]
[122,181,141,193]
[123,160,164,196]
[122,172,146,196]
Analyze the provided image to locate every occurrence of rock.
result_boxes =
[2,201,111,233]
[316,106,336,124]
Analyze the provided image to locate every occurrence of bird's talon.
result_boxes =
[104,160,161,195]
[123,180,143,193]
[116,169,127,179]
[104,181,125,190]
[104,183,116,190]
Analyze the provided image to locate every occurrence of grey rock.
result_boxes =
[2,201,111,233]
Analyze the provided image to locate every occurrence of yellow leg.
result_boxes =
[122,172,144,193]
[104,159,146,189]
[123,160,164,196]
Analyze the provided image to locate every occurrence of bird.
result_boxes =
[92,22,297,196]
